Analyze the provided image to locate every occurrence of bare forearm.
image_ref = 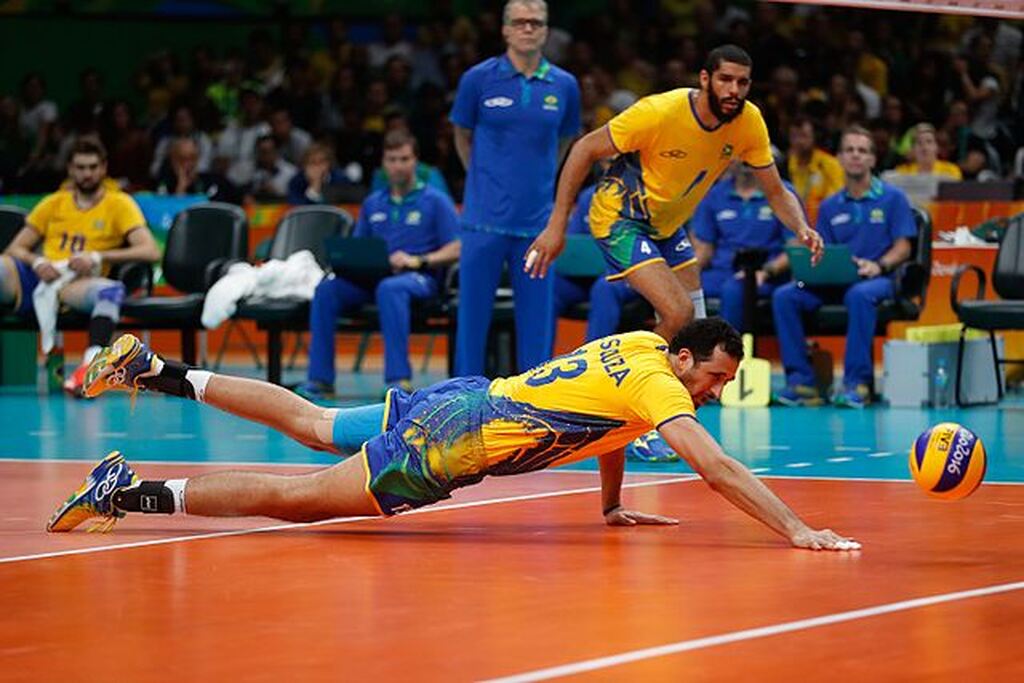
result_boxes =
[7,245,38,266]
[454,128,472,170]
[768,189,811,237]
[599,449,626,512]
[426,241,460,267]
[705,455,807,541]
[97,244,160,264]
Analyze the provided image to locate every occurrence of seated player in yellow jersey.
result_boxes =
[1,137,160,395]
[48,318,860,552]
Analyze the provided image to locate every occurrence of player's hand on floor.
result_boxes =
[604,507,679,526]
[790,527,861,551]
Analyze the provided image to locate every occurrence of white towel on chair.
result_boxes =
[201,250,326,329]
[32,260,77,354]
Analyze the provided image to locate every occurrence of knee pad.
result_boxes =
[96,281,126,306]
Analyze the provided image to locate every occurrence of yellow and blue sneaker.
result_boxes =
[46,451,139,533]
[83,333,161,399]
[625,430,680,463]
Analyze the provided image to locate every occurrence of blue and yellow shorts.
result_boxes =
[357,376,492,515]
[595,219,696,281]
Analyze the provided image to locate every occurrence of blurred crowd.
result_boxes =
[0,1,1021,203]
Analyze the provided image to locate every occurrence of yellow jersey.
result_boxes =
[26,189,146,274]
[481,331,696,473]
[787,148,844,204]
[590,88,774,240]
[893,161,962,181]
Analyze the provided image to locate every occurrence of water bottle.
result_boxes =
[933,358,950,408]
[46,346,65,394]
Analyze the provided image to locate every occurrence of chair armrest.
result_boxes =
[950,264,987,317]
[108,261,154,297]
[205,258,244,290]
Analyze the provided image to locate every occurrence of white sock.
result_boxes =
[185,370,212,403]
[165,479,189,514]
[83,345,101,365]
[689,288,707,319]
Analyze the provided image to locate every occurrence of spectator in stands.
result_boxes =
[773,126,916,408]
[0,96,28,192]
[155,137,240,203]
[100,101,152,191]
[867,118,902,173]
[286,142,354,205]
[450,0,581,377]
[217,88,270,188]
[368,12,414,70]
[786,116,844,205]
[893,123,963,180]
[19,73,59,161]
[17,72,61,192]
[248,134,297,201]
[66,68,107,134]
[272,57,322,135]
[692,163,795,332]
[206,55,247,123]
[295,130,460,399]
[150,102,213,179]
[247,29,285,94]
[0,137,160,396]
[268,105,312,166]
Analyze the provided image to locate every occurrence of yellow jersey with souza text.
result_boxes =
[590,88,774,240]
[481,331,696,474]
[26,189,146,274]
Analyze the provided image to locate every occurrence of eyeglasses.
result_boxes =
[507,18,547,30]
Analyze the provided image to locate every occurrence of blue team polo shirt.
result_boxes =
[354,182,459,262]
[816,177,916,262]
[449,55,581,236]
[691,177,793,276]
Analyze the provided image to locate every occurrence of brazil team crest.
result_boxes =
[720,143,733,160]
[543,94,559,111]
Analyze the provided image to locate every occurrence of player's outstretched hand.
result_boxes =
[523,226,565,279]
[604,507,679,527]
[790,527,861,551]
[800,228,825,265]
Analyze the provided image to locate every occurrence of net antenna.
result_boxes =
[765,0,1023,19]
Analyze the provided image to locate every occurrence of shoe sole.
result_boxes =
[47,451,125,532]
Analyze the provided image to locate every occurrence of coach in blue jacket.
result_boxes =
[449,0,581,375]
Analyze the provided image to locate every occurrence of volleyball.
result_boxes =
[909,423,987,500]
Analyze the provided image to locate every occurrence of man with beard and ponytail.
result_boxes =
[0,137,160,396]
[524,44,823,460]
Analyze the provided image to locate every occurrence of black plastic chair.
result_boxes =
[234,206,354,383]
[951,214,1024,406]
[0,205,27,250]
[120,202,248,363]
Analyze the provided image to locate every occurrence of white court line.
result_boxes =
[749,467,771,474]
[785,462,812,469]
[827,457,853,463]
[0,476,698,566]
[485,581,1024,683]
[835,446,872,452]
[754,445,791,451]
[867,451,895,458]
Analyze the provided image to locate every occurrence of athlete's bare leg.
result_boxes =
[625,260,695,341]
[183,455,381,521]
[199,374,341,453]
